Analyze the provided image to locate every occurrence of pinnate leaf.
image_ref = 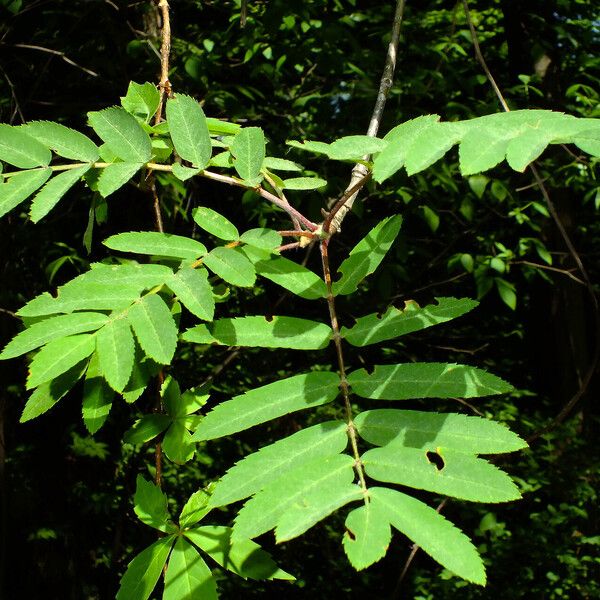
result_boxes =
[179,489,211,528]
[82,353,114,434]
[0,124,51,168]
[343,501,392,570]
[0,169,52,219]
[253,255,327,299]
[166,94,212,169]
[167,267,214,321]
[333,215,402,296]
[21,361,87,422]
[362,445,521,502]
[193,206,239,240]
[120,82,160,123]
[355,409,527,454]
[239,228,281,250]
[209,421,348,507]
[231,127,265,185]
[104,231,207,260]
[30,165,91,222]
[281,176,327,190]
[116,536,175,600]
[127,295,178,364]
[163,421,196,464]
[185,526,295,581]
[192,371,340,441]
[87,107,152,162]
[182,315,332,349]
[203,246,256,287]
[96,317,135,392]
[233,454,357,541]
[347,362,513,400]
[163,538,217,600]
[341,297,478,346]
[1,312,108,360]
[97,162,142,197]
[327,135,387,160]
[369,487,486,585]
[27,333,95,389]
[124,414,171,444]
[25,121,99,162]
[134,475,176,533]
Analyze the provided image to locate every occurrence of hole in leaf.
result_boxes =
[264,314,274,322]
[345,527,356,541]
[426,450,445,471]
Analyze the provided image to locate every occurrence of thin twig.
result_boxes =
[154,0,172,126]
[0,308,18,319]
[320,239,368,497]
[329,0,406,232]
[9,43,99,78]
[0,66,25,124]
[511,260,585,285]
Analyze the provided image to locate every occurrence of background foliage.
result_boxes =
[0,0,598,597]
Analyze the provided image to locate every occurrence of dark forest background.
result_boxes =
[0,1,598,598]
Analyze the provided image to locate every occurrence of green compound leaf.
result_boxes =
[404,122,464,176]
[87,107,152,162]
[342,500,392,571]
[166,94,212,169]
[347,363,513,400]
[263,157,302,171]
[167,267,214,321]
[104,231,207,260]
[231,126,265,185]
[21,360,87,423]
[163,421,195,464]
[369,487,486,585]
[96,162,142,197]
[209,421,348,508]
[341,297,478,346]
[459,127,511,176]
[26,333,95,389]
[281,176,327,190]
[286,139,332,156]
[179,489,211,528]
[134,475,176,533]
[333,215,402,296]
[373,115,440,183]
[327,135,387,160]
[253,255,327,299]
[239,228,282,250]
[233,454,359,542]
[1,312,108,360]
[182,316,332,349]
[82,353,114,434]
[192,371,340,441]
[25,121,99,162]
[505,128,551,172]
[203,246,256,287]
[362,446,521,502]
[185,526,295,581]
[163,538,217,600]
[0,124,52,168]
[354,409,527,454]
[120,82,160,123]
[127,295,178,364]
[30,165,91,222]
[116,536,175,600]
[124,414,171,444]
[192,206,239,240]
[206,117,241,136]
[96,317,135,392]
[0,169,52,219]
[172,163,201,181]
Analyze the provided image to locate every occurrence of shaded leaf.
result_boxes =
[30,165,91,222]
[134,475,176,533]
[341,297,478,346]
[121,82,160,122]
[167,267,214,321]
[347,363,513,400]
[163,421,196,464]
[333,215,402,295]
[192,371,340,441]
[82,353,114,434]
[210,421,348,507]
[164,538,217,600]
[253,255,327,299]
[127,295,178,364]
[369,487,486,585]
[179,489,211,528]
[88,107,152,162]
[96,317,135,392]
[25,121,99,162]
[355,409,527,454]
[182,315,332,349]
[124,414,171,444]
[363,446,521,502]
